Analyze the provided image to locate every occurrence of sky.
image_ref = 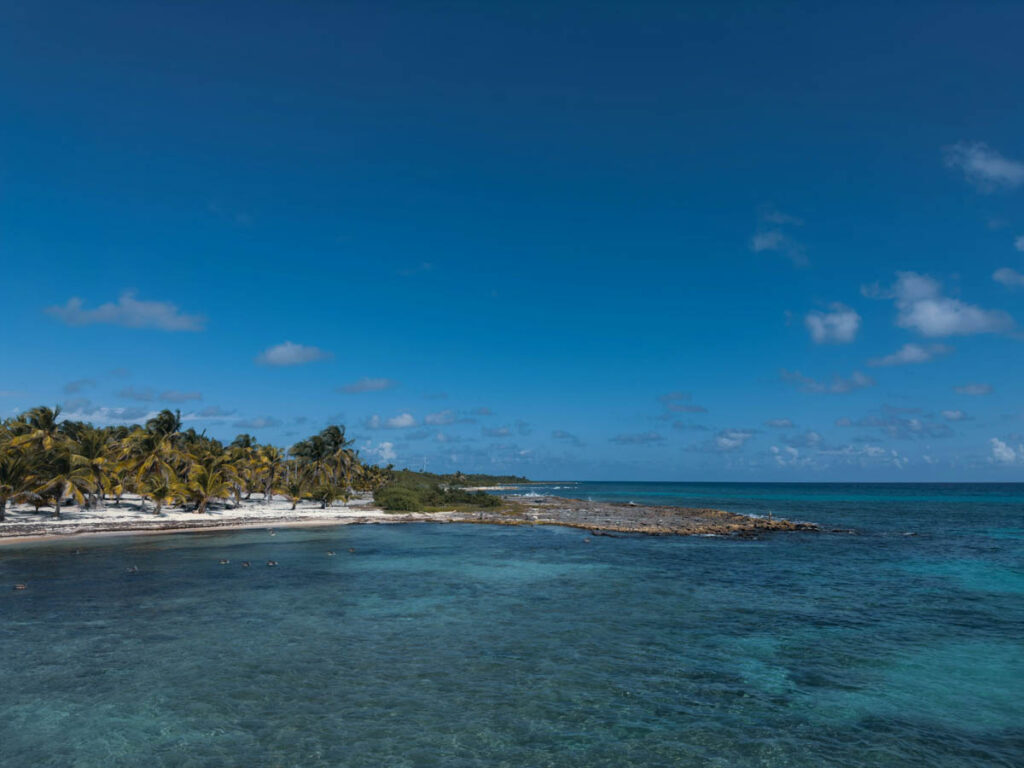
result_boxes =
[2,1,1023,481]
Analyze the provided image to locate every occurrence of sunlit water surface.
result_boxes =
[2,483,1022,767]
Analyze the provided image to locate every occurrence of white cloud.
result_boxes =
[805,303,861,344]
[941,410,968,421]
[365,413,416,430]
[781,369,874,394]
[750,207,806,266]
[955,383,992,396]
[386,413,415,429]
[765,418,795,428]
[1015,235,1024,252]
[46,291,205,331]
[944,142,1024,191]
[751,230,786,252]
[375,441,397,461]
[866,271,1013,337]
[993,267,1024,288]
[770,445,810,467]
[989,437,1020,465]
[256,341,331,366]
[714,429,755,451]
[867,342,952,367]
[338,377,396,393]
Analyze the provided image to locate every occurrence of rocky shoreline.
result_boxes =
[449,495,819,537]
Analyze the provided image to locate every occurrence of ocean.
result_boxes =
[1,482,1022,767]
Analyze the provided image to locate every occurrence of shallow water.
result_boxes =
[2,483,1023,767]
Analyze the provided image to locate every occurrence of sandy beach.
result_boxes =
[0,493,404,544]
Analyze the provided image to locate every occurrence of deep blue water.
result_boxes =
[2,482,1023,767]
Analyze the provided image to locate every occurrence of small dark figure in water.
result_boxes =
[72,549,82,556]
[348,548,355,554]
[219,559,230,565]
[126,565,139,574]
[266,560,278,567]
[327,551,336,556]
[13,584,27,591]
[241,561,251,568]
[268,529,276,537]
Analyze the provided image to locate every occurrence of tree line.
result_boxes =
[0,405,392,520]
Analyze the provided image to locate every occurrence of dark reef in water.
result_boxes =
[453,495,820,536]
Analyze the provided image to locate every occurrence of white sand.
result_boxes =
[0,493,402,542]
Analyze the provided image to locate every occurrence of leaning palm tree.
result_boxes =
[0,450,31,521]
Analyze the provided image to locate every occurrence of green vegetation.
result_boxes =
[0,405,393,519]
[372,469,515,512]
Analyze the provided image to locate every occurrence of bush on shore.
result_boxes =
[374,483,502,512]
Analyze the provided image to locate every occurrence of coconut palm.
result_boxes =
[258,445,285,503]
[184,464,232,514]
[140,475,178,515]
[283,475,308,510]
[10,405,65,452]
[31,448,93,517]
[75,426,112,507]
[0,450,31,521]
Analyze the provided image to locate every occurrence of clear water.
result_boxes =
[2,482,1022,767]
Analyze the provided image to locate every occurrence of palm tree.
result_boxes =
[184,464,232,514]
[0,450,31,521]
[283,475,309,510]
[31,448,93,517]
[311,483,338,509]
[75,427,112,507]
[258,445,285,503]
[10,405,65,452]
[140,475,177,515]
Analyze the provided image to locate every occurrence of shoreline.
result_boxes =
[0,494,819,546]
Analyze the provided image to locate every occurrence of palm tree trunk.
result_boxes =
[52,490,61,519]
[198,498,208,514]
[0,496,6,522]
[291,498,298,510]
[155,498,163,515]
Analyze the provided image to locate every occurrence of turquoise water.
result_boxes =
[2,483,1022,767]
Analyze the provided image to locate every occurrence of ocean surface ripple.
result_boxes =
[2,482,1022,767]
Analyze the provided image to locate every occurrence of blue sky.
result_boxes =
[2,1,1023,480]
